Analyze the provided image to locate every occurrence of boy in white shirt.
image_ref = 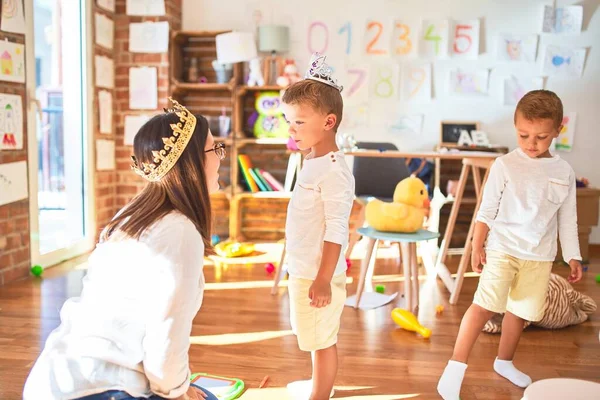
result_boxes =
[438,90,583,400]
[281,53,355,400]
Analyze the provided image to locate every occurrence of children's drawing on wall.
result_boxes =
[556,112,576,152]
[419,19,449,58]
[542,5,583,34]
[542,45,586,78]
[1,0,26,33]
[0,41,25,83]
[126,0,166,16]
[0,161,28,207]
[129,67,158,110]
[340,64,369,103]
[95,56,114,88]
[389,114,423,135]
[448,68,489,96]
[339,103,369,131]
[503,76,544,106]
[401,63,432,102]
[0,93,23,150]
[369,63,399,100]
[496,34,538,62]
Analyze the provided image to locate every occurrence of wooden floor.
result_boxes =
[0,242,599,400]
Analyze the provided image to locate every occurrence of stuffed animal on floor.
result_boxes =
[483,273,597,333]
[365,176,430,233]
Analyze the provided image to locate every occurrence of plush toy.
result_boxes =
[276,59,301,87]
[252,91,289,139]
[483,273,597,333]
[365,176,430,233]
[247,58,264,87]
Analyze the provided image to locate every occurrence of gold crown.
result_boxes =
[130,97,197,182]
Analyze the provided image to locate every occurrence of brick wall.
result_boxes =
[113,0,182,211]
[0,32,30,285]
[94,2,117,237]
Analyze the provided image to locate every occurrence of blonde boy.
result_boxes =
[438,90,583,399]
[281,53,354,400]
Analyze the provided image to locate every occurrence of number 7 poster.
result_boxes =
[451,20,480,59]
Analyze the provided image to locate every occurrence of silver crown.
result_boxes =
[304,53,343,92]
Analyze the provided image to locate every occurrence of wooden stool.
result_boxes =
[522,378,600,400]
[354,227,440,312]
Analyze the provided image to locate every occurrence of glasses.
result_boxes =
[205,142,226,160]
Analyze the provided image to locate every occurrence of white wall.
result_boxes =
[183,0,600,243]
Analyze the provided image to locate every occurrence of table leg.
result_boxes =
[400,242,412,312]
[354,238,378,308]
[271,241,287,295]
[410,242,419,313]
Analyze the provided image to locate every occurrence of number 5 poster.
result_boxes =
[451,20,480,59]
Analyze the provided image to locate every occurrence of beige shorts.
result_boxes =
[473,250,552,322]
[288,274,347,352]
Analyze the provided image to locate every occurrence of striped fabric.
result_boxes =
[483,273,597,333]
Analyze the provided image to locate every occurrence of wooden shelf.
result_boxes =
[172,80,235,92]
[238,85,286,94]
[236,137,288,146]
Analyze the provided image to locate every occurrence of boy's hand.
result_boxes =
[471,246,486,273]
[309,277,331,308]
[567,260,583,283]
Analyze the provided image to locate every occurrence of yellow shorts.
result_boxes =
[288,274,347,352]
[473,250,552,322]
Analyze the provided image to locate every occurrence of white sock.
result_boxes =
[437,360,467,400]
[493,358,532,388]
[286,379,335,400]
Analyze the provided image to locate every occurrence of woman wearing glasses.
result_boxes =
[24,99,226,400]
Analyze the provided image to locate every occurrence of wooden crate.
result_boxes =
[210,192,230,238]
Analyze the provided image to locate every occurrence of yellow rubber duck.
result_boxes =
[365,176,430,233]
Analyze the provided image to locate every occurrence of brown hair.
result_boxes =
[101,112,214,256]
[515,89,563,130]
[282,79,343,131]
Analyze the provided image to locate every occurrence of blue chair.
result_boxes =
[354,227,440,312]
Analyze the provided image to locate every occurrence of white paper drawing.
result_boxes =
[420,19,449,58]
[98,91,113,134]
[124,115,151,145]
[96,139,116,171]
[1,0,26,34]
[496,34,538,63]
[390,114,423,135]
[126,0,166,16]
[556,112,576,151]
[0,41,25,83]
[97,0,116,13]
[401,63,432,102]
[503,76,544,106]
[129,21,169,53]
[95,55,114,88]
[129,67,158,110]
[369,63,399,100]
[0,93,23,150]
[451,20,479,59]
[448,69,489,96]
[0,161,28,206]
[339,103,369,131]
[95,13,114,50]
[542,45,586,78]
[542,5,583,34]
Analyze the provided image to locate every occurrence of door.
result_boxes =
[24,0,95,268]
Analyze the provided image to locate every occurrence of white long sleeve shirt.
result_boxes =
[23,212,205,400]
[285,151,355,280]
[476,148,581,263]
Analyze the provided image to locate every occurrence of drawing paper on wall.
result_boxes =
[401,63,432,102]
[542,45,586,78]
[1,0,26,34]
[503,76,544,106]
[389,114,423,135]
[448,69,489,96]
[0,93,23,150]
[129,67,158,110]
[542,5,583,34]
[496,34,538,62]
[556,112,576,152]
[0,41,25,83]
[0,161,28,206]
